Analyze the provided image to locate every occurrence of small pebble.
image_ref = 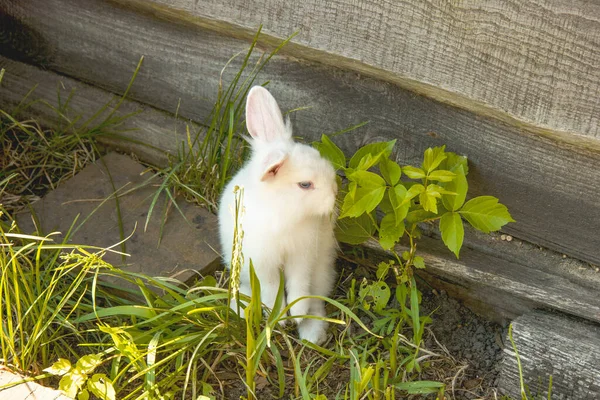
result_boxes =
[596,267,599,272]
[562,254,567,258]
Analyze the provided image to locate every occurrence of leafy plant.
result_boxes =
[313,136,514,395]
[314,136,514,266]
[45,354,115,400]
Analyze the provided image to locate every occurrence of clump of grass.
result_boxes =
[0,59,143,214]
[0,204,115,376]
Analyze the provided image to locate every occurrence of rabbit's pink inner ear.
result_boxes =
[245,86,285,142]
[260,161,284,181]
[260,152,287,181]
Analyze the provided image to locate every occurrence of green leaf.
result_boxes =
[422,146,447,173]
[442,165,468,211]
[459,196,515,233]
[340,182,358,217]
[379,213,405,250]
[359,280,391,312]
[405,183,425,201]
[419,191,438,214]
[379,189,393,213]
[339,186,386,218]
[312,134,346,170]
[413,256,425,269]
[406,209,437,225]
[349,140,396,169]
[78,389,90,400]
[348,170,386,189]
[379,157,401,186]
[440,152,469,175]
[389,185,410,225]
[356,154,375,171]
[87,374,116,400]
[439,212,464,258]
[76,354,103,375]
[44,358,72,376]
[336,214,375,245]
[60,370,87,398]
[402,166,426,179]
[395,380,445,394]
[376,261,391,280]
[427,170,455,182]
[427,183,456,196]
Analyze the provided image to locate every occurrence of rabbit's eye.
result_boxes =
[298,181,313,190]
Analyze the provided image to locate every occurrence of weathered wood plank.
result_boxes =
[3,59,600,331]
[499,310,600,399]
[128,0,600,140]
[0,57,200,168]
[364,226,600,325]
[0,1,599,265]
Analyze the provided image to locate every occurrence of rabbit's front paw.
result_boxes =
[289,299,310,325]
[298,318,328,345]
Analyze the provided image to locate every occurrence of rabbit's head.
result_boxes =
[245,86,337,219]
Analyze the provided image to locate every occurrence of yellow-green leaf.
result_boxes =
[459,196,515,233]
[427,170,455,182]
[380,157,401,186]
[348,170,386,189]
[439,212,464,258]
[44,358,72,376]
[379,213,405,250]
[59,370,87,398]
[439,152,469,175]
[405,184,425,202]
[413,256,425,269]
[389,185,410,226]
[349,140,396,169]
[336,214,376,245]
[339,186,386,218]
[78,389,90,400]
[402,166,426,179]
[87,374,116,400]
[312,134,346,170]
[422,146,447,173]
[359,280,391,312]
[442,165,468,211]
[76,354,103,375]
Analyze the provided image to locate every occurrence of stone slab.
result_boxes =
[0,369,70,399]
[16,152,221,286]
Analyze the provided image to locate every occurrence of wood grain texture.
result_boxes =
[364,227,600,325]
[0,0,599,265]
[3,59,600,331]
[499,310,600,399]
[0,57,199,168]
[140,0,600,139]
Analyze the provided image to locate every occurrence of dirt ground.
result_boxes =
[420,287,506,399]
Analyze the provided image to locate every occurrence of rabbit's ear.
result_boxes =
[260,149,288,181]
[246,86,290,142]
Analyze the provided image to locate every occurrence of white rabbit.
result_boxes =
[218,86,338,345]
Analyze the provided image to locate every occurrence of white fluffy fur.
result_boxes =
[218,86,338,344]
